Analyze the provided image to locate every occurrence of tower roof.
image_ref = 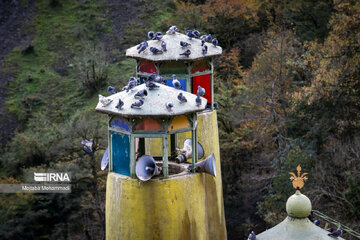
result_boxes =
[95,83,207,117]
[125,32,222,62]
[256,191,345,240]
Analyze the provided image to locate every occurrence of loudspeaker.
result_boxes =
[136,155,162,181]
[176,138,204,163]
[101,146,109,170]
[194,153,216,177]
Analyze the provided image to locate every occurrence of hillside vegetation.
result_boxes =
[0,0,359,239]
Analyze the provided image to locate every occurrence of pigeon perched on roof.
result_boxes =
[115,99,124,110]
[328,227,342,237]
[213,102,219,109]
[167,25,179,34]
[101,147,109,170]
[180,41,191,47]
[152,32,163,40]
[313,219,320,226]
[180,49,191,57]
[212,38,218,47]
[137,40,148,49]
[186,28,195,40]
[125,78,137,92]
[196,94,201,106]
[107,86,117,95]
[177,92,187,103]
[192,30,200,38]
[202,45,208,55]
[138,40,148,54]
[146,81,160,90]
[131,99,144,109]
[135,89,148,99]
[147,72,157,82]
[172,75,182,89]
[155,75,165,84]
[150,47,163,54]
[148,31,154,40]
[248,231,256,240]
[197,85,205,96]
[81,139,94,154]
[165,102,174,111]
[201,39,205,46]
[205,34,212,43]
[161,41,167,52]
[99,95,113,107]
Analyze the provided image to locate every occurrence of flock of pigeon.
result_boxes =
[98,72,206,111]
[137,25,218,57]
[247,218,343,239]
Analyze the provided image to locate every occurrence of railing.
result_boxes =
[312,210,360,239]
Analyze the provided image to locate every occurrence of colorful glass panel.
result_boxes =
[193,74,211,103]
[166,79,187,91]
[191,60,211,74]
[168,115,190,132]
[135,118,163,132]
[111,132,131,176]
[138,61,157,74]
[160,61,187,74]
[110,118,131,132]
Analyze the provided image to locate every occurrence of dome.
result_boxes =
[286,190,312,218]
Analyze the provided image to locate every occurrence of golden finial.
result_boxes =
[289,165,308,189]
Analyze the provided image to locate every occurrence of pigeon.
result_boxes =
[327,228,334,232]
[135,89,148,99]
[99,95,113,107]
[212,38,218,47]
[202,45,208,55]
[180,49,191,57]
[166,102,174,111]
[138,42,147,54]
[172,75,182,89]
[147,72,157,82]
[167,25,179,34]
[180,41,191,47]
[201,39,205,46]
[125,78,137,92]
[81,139,93,154]
[150,47,163,54]
[186,28,195,40]
[177,92,187,103]
[192,30,200,38]
[197,85,205,96]
[161,41,167,52]
[152,32,163,40]
[313,219,320,226]
[115,99,124,110]
[328,227,342,237]
[137,40,148,49]
[248,231,256,240]
[107,86,117,95]
[213,102,219,109]
[196,94,201,106]
[146,81,160,90]
[101,147,109,170]
[200,35,207,41]
[131,99,144,109]
[148,31,154,40]
[205,34,212,43]
[155,75,165,84]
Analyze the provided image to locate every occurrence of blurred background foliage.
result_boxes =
[0,0,359,239]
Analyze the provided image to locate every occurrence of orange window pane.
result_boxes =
[138,61,158,74]
[191,60,211,74]
[135,118,163,131]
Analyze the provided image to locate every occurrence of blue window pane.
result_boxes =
[112,132,131,176]
[111,119,130,132]
[166,79,187,91]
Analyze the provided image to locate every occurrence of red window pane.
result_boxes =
[138,61,158,74]
[135,118,163,131]
[192,74,211,103]
[191,60,211,74]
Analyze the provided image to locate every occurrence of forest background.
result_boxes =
[0,0,359,239]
